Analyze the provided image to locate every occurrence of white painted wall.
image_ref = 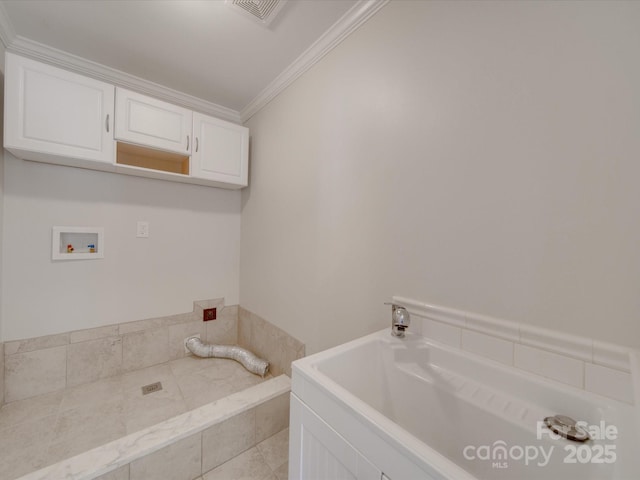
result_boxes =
[2,155,240,341]
[241,1,640,354]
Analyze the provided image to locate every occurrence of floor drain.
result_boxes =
[141,382,162,395]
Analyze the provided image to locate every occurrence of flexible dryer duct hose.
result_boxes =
[185,336,270,377]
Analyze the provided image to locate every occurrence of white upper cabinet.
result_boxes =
[4,52,115,165]
[3,54,249,189]
[192,112,249,187]
[115,88,193,155]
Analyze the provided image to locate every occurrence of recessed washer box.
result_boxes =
[52,226,104,260]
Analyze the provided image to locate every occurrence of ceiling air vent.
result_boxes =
[226,0,287,27]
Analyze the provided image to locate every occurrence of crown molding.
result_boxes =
[0,0,388,124]
[0,2,16,73]
[2,34,241,123]
[240,0,389,122]
[0,2,16,49]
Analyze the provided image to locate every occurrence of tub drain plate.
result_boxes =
[141,382,163,395]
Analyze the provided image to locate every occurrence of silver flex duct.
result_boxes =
[185,336,269,377]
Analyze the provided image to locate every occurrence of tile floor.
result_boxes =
[0,355,273,480]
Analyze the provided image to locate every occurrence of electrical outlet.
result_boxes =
[203,308,216,322]
[184,333,200,354]
[136,221,149,238]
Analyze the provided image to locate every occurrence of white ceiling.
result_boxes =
[0,0,375,119]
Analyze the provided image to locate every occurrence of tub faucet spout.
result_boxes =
[385,303,410,338]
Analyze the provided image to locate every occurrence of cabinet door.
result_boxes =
[115,88,192,155]
[4,52,114,164]
[192,112,248,187]
[289,395,381,480]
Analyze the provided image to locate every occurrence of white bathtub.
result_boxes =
[290,329,640,479]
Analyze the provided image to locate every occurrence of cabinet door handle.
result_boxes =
[195,137,199,153]
[105,114,110,133]
[186,135,190,151]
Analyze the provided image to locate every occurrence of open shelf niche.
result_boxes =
[116,142,190,175]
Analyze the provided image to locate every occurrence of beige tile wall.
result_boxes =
[95,391,290,480]
[0,342,4,406]
[2,299,229,404]
[2,301,304,405]
[201,392,290,475]
[202,408,256,473]
[238,307,305,377]
[95,465,129,480]
[130,433,202,480]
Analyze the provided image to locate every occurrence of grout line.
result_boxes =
[200,430,204,478]
[64,344,70,389]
